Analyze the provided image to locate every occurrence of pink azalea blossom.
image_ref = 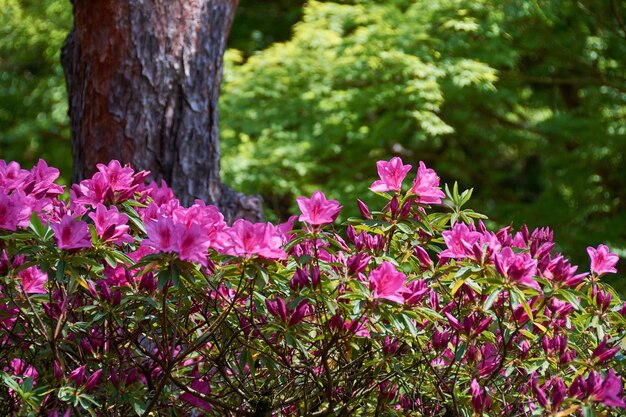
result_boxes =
[143,180,175,206]
[569,369,626,408]
[296,191,342,226]
[494,247,540,291]
[370,157,412,192]
[0,192,32,231]
[180,379,212,412]
[409,161,445,205]
[88,204,133,244]
[470,379,491,412]
[143,217,212,266]
[96,160,135,193]
[72,173,113,208]
[143,217,179,253]
[215,219,287,260]
[265,298,309,326]
[369,261,407,303]
[18,266,48,294]
[541,254,587,287]
[51,215,92,250]
[587,244,619,275]
[176,224,211,266]
[27,159,64,199]
[439,223,482,260]
[0,160,29,192]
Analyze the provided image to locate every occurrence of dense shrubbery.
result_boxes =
[220,0,626,264]
[0,158,625,416]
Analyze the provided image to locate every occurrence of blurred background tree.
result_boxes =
[0,0,72,179]
[1,0,625,275]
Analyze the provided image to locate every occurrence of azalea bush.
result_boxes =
[0,157,625,416]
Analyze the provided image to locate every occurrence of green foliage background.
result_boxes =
[2,0,625,272]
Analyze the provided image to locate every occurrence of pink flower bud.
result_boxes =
[84,369,103,390]
[288,300,309,327]
[413,246,433,269]
[69,365,86,385]
[388,196,399,218]
[54,360,63,381]
[356,199,372,220]
[112,289,122,306]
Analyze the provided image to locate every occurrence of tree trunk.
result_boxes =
[61,0,262,222]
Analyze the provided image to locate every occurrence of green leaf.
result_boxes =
[157,269,170,291]
[483,288,501,311]
[29,212,46,238]
[556,289,581,310]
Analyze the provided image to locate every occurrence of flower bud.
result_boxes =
[54,360,63,381]
[112,289,122,306]
[357,199,372,220]
[389,196,399,218]
[69,365,86,385]
[84,369,103,391]
[413,246,432,269]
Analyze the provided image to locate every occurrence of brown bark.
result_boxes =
[61,0,262,221]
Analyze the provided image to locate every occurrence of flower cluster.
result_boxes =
[0,157,623,416]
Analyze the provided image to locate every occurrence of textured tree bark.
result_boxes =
[61,0,262,221]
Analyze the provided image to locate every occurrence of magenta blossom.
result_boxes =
[143,217,212,266]
[0,192,32,231]
[409,161,445,205]
[569,369,626,408]
[470,379,491,412]
[215,219,287,260]
[18,266,48,294]
[494,247,540,291]
[296,191,342,226]
[370,157,412,193]
[587,244,619,275]
[265,298,309,327]
[439,223,482,260]
[369,261,407,303]
[51,215,92,250]
[180,379,212,412]
[88,204,133,244]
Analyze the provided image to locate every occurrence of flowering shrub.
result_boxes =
[0,157,625,416]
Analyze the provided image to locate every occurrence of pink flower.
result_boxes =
[0,160,29,192]
[587,244,619,275]
[570,369,626,408]
[180,379,212,412]
[439,223,482,260]
[370,157,412,192]
[0,192,32,231]
[494,247,540,291]
[296,191,342,226]
[143,217,178,253]
[409,162,445,205]
[18,266,47,294]
[369,261,407,303]
[176,224,211,266]
[88,204,133,244]
[541,254,587,287]
[470,379,491,412]
[215,219,287,260]
[592,338,621,363]
[143,180,175,206]
[51,215,92,250]
[265,298,309,326]
[143,217,212,266]
[27,159,64,199]
[96,160,135,193]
